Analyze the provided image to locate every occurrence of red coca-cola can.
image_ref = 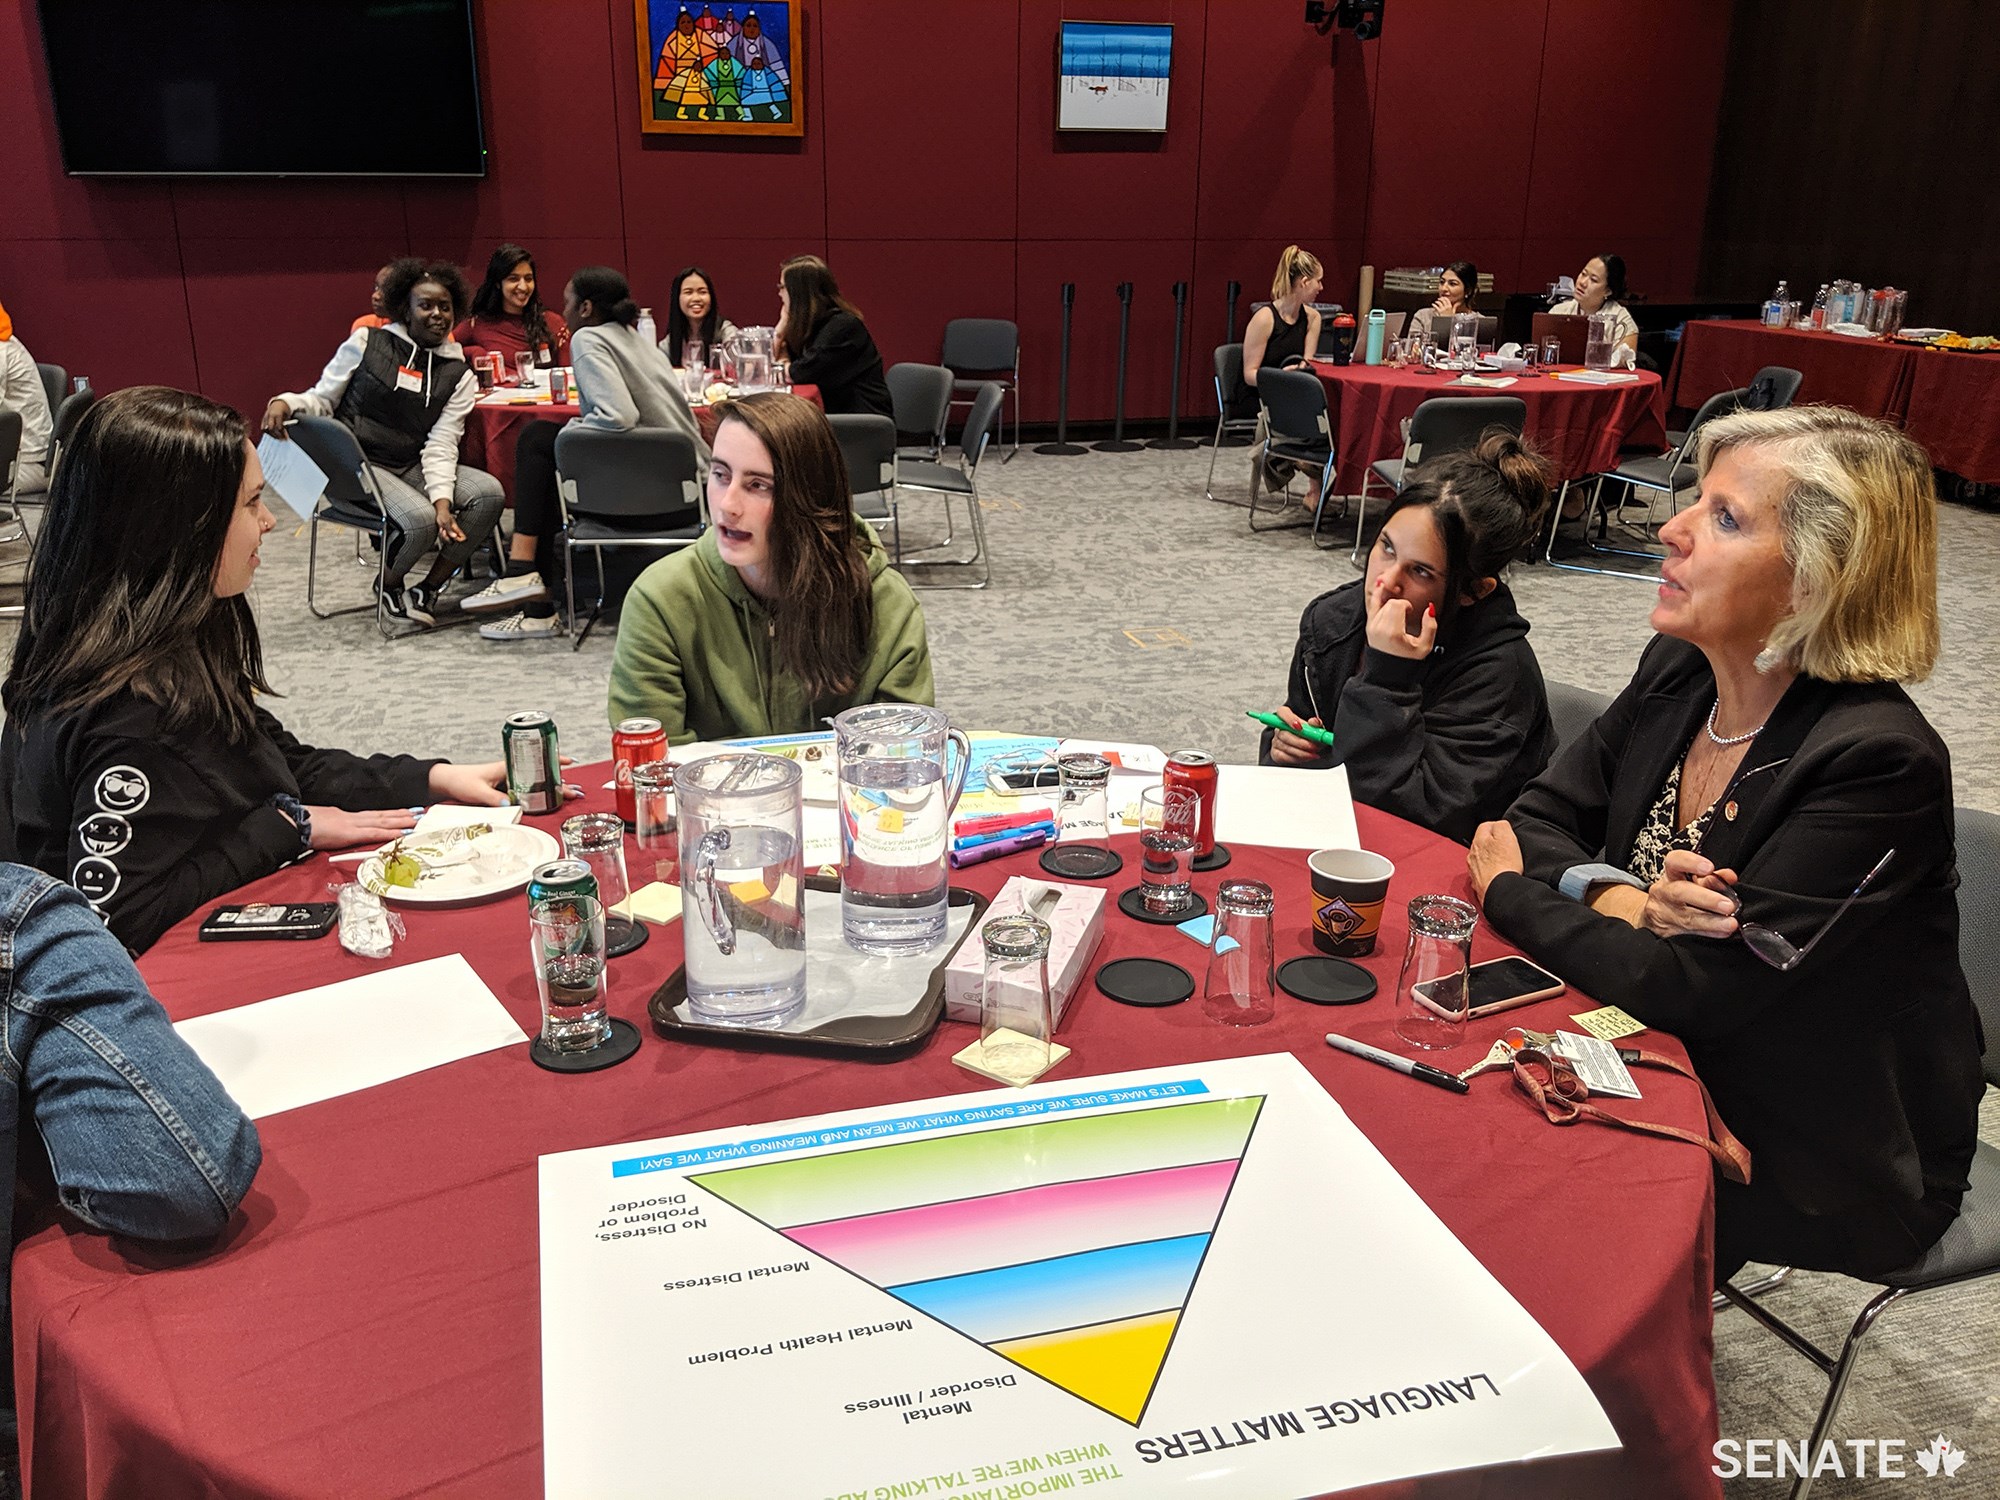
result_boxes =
[612,717,668,826]
[1163,750,1218,856]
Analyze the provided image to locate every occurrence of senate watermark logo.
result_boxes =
[1714,1434,1971,1481]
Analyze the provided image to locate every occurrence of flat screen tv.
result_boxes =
[37,0,486,177]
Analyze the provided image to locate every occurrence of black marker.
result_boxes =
[1324,1032,1469,1094]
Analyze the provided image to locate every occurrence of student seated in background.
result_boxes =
[454,243,570,371]
[0,387,520,956]
[1407,260,1479,345]
[263,257,505,628]
[1260,432,1557,843]
[0,305,56,496]
[1241,245,1324,394]
[351,263,395,333]
[1468,407,1980,1286]
[662,265,738,371]
[1549,253,1639,352]
[464,266,709,644]
[607,392,932,742]
[772,256,893,418]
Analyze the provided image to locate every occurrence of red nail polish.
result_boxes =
[1426,603,1436,617]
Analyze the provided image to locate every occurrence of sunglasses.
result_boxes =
[1732,848,1893,972]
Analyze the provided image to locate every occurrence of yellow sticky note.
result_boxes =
[613,882,683,925]
[1570,1005,1647,1042]
[878,807,905,834]
[726,877,771,904]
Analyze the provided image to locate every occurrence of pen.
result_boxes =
[956,808,1056,837]
[1324,1032,1469,1094]
[1245,710,1337,749]
[949,830,1050,868]
[954,820,1056,851]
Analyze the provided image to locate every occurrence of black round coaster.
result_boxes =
[530,1016,643,1072]
[606,915,649,958]
[1039,844,1124,880]
[1116,885,1209,926]
[1095,957,1195,1007]
[1276,956,1378,1006]
[1192,844,1233,872]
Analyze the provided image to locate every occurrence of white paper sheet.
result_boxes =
[174,953,528,1119]
[415,803,524,835]
[255,433,328,522]
[1214,762,1360,851]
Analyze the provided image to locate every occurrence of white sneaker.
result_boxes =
[479,611,563,642]
[461,571,549,613]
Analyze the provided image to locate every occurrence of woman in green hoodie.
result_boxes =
[607,391,934,743]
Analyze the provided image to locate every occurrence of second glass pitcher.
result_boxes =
[833,704,971,954]
[678,753,807,1025]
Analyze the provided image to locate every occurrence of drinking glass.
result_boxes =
[683,339,705,375]
[979,914,1054,1084]
[631,761,677,887]
[514,351,536,388]
[1393,894,1477,1051]
[1521,343,1541,373]
[71,376,92,395]
[1541,336,1562,368]
[1137,785,1195,916]
[1202,880,1277,1027]
[1038,752,1116,878]
[562,812,643,957]
[529,894,610,1053]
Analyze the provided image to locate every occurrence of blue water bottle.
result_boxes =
[1364,308,1386,366]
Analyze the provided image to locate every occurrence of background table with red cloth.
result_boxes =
[1308,361,1668,495]
[1899,348,2000,484]
[461,384,822,501]
[1664,320,1917,422]
[11,768,1721,1500]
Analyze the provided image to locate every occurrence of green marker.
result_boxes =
[1246,710,1336,749]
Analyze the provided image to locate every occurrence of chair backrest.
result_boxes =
[1213,343,1247,411]
[1531,312,1591,365]
[36,364,68,414]
[958,382,1005,477]
[1953,806,2000,1089]
[828,413,898,501]
[886,362,954,450]
[0,409,21,483]
[1744,365,1804,411]
[1257,367,1330,447]
[1544,679,1614,756]
[1405,395,1526,467]
[284,415,372,512]
[554,426,703,522]
[51,388,97,450]
[940,318,1019,374]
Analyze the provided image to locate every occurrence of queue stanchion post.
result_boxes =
[1225,279,1242,343]
[1032,281,1088,456]
[1095,281,1143,453]
[1148,280,1197,450]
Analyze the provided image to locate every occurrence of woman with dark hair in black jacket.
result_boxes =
[1260,431,1557,843]
[773,255,892,417]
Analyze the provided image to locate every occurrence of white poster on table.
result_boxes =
[1214,762,1361,851]
[537,1053,1617,1498]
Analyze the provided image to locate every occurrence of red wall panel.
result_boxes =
[1,0,1732,425]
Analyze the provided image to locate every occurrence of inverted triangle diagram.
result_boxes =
[690,1095,1265,1424]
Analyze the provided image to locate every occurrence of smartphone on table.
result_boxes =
[1411,955,1565,1020]
[198,902,340,942]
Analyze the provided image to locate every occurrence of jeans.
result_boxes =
[368,462,505,588]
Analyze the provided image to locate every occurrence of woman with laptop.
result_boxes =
[1548,253,1638,353]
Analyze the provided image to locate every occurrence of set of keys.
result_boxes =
[1456,1027,1559,1083]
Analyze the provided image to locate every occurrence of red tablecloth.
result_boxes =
[462,386,821,501]
[12,768,1720,1500]
[1309,362,1668,493]
[1664,320,1916,422]
[1901,348,2000,484]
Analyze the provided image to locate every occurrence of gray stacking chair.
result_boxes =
[940,319,1020,459]
[1357,395,1527,562]
[1667,364,1802,449]
[1543,679,1614,756]
[886,362,955,461]
[47,386,97,480]
[552,426,706,649]
[828,413,901,560]
[1716,805,2000,1500]
[1204,343,1264,505]
[36,363,67,414]
[1251,367,1339,544]
[892,382,1002,589]
[284,415,397,639]
[0,409,23,548]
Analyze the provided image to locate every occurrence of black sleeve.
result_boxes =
[1258,603,1337,769]
[788,313,878,392]
[255,707,438,810]
[1484,725,1953,1044]
[66,735,303,955]
[1332,642,1543,836]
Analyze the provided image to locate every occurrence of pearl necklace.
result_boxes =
[1705,699,1765,747]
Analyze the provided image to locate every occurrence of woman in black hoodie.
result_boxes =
[1260,432,1557,842]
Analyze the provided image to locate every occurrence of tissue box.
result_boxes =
[944,877,1107,1028]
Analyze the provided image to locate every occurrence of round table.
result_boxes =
[10,765,1721,1500]
[1308,360,1668,495]
[460,384,823,502]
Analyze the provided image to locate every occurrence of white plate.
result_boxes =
[355,823,561,907]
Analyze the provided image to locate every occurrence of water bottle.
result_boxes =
[636,307,657,348]
[1764,280,1789,328]
[1364,308,1386,365]
[1811,284,1829,330]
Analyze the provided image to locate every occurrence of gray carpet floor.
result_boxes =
[3,442,1997,1495]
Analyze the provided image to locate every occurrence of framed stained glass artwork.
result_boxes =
[636,1,802,137]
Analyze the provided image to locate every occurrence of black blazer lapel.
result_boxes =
[1607,687,1708,863]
